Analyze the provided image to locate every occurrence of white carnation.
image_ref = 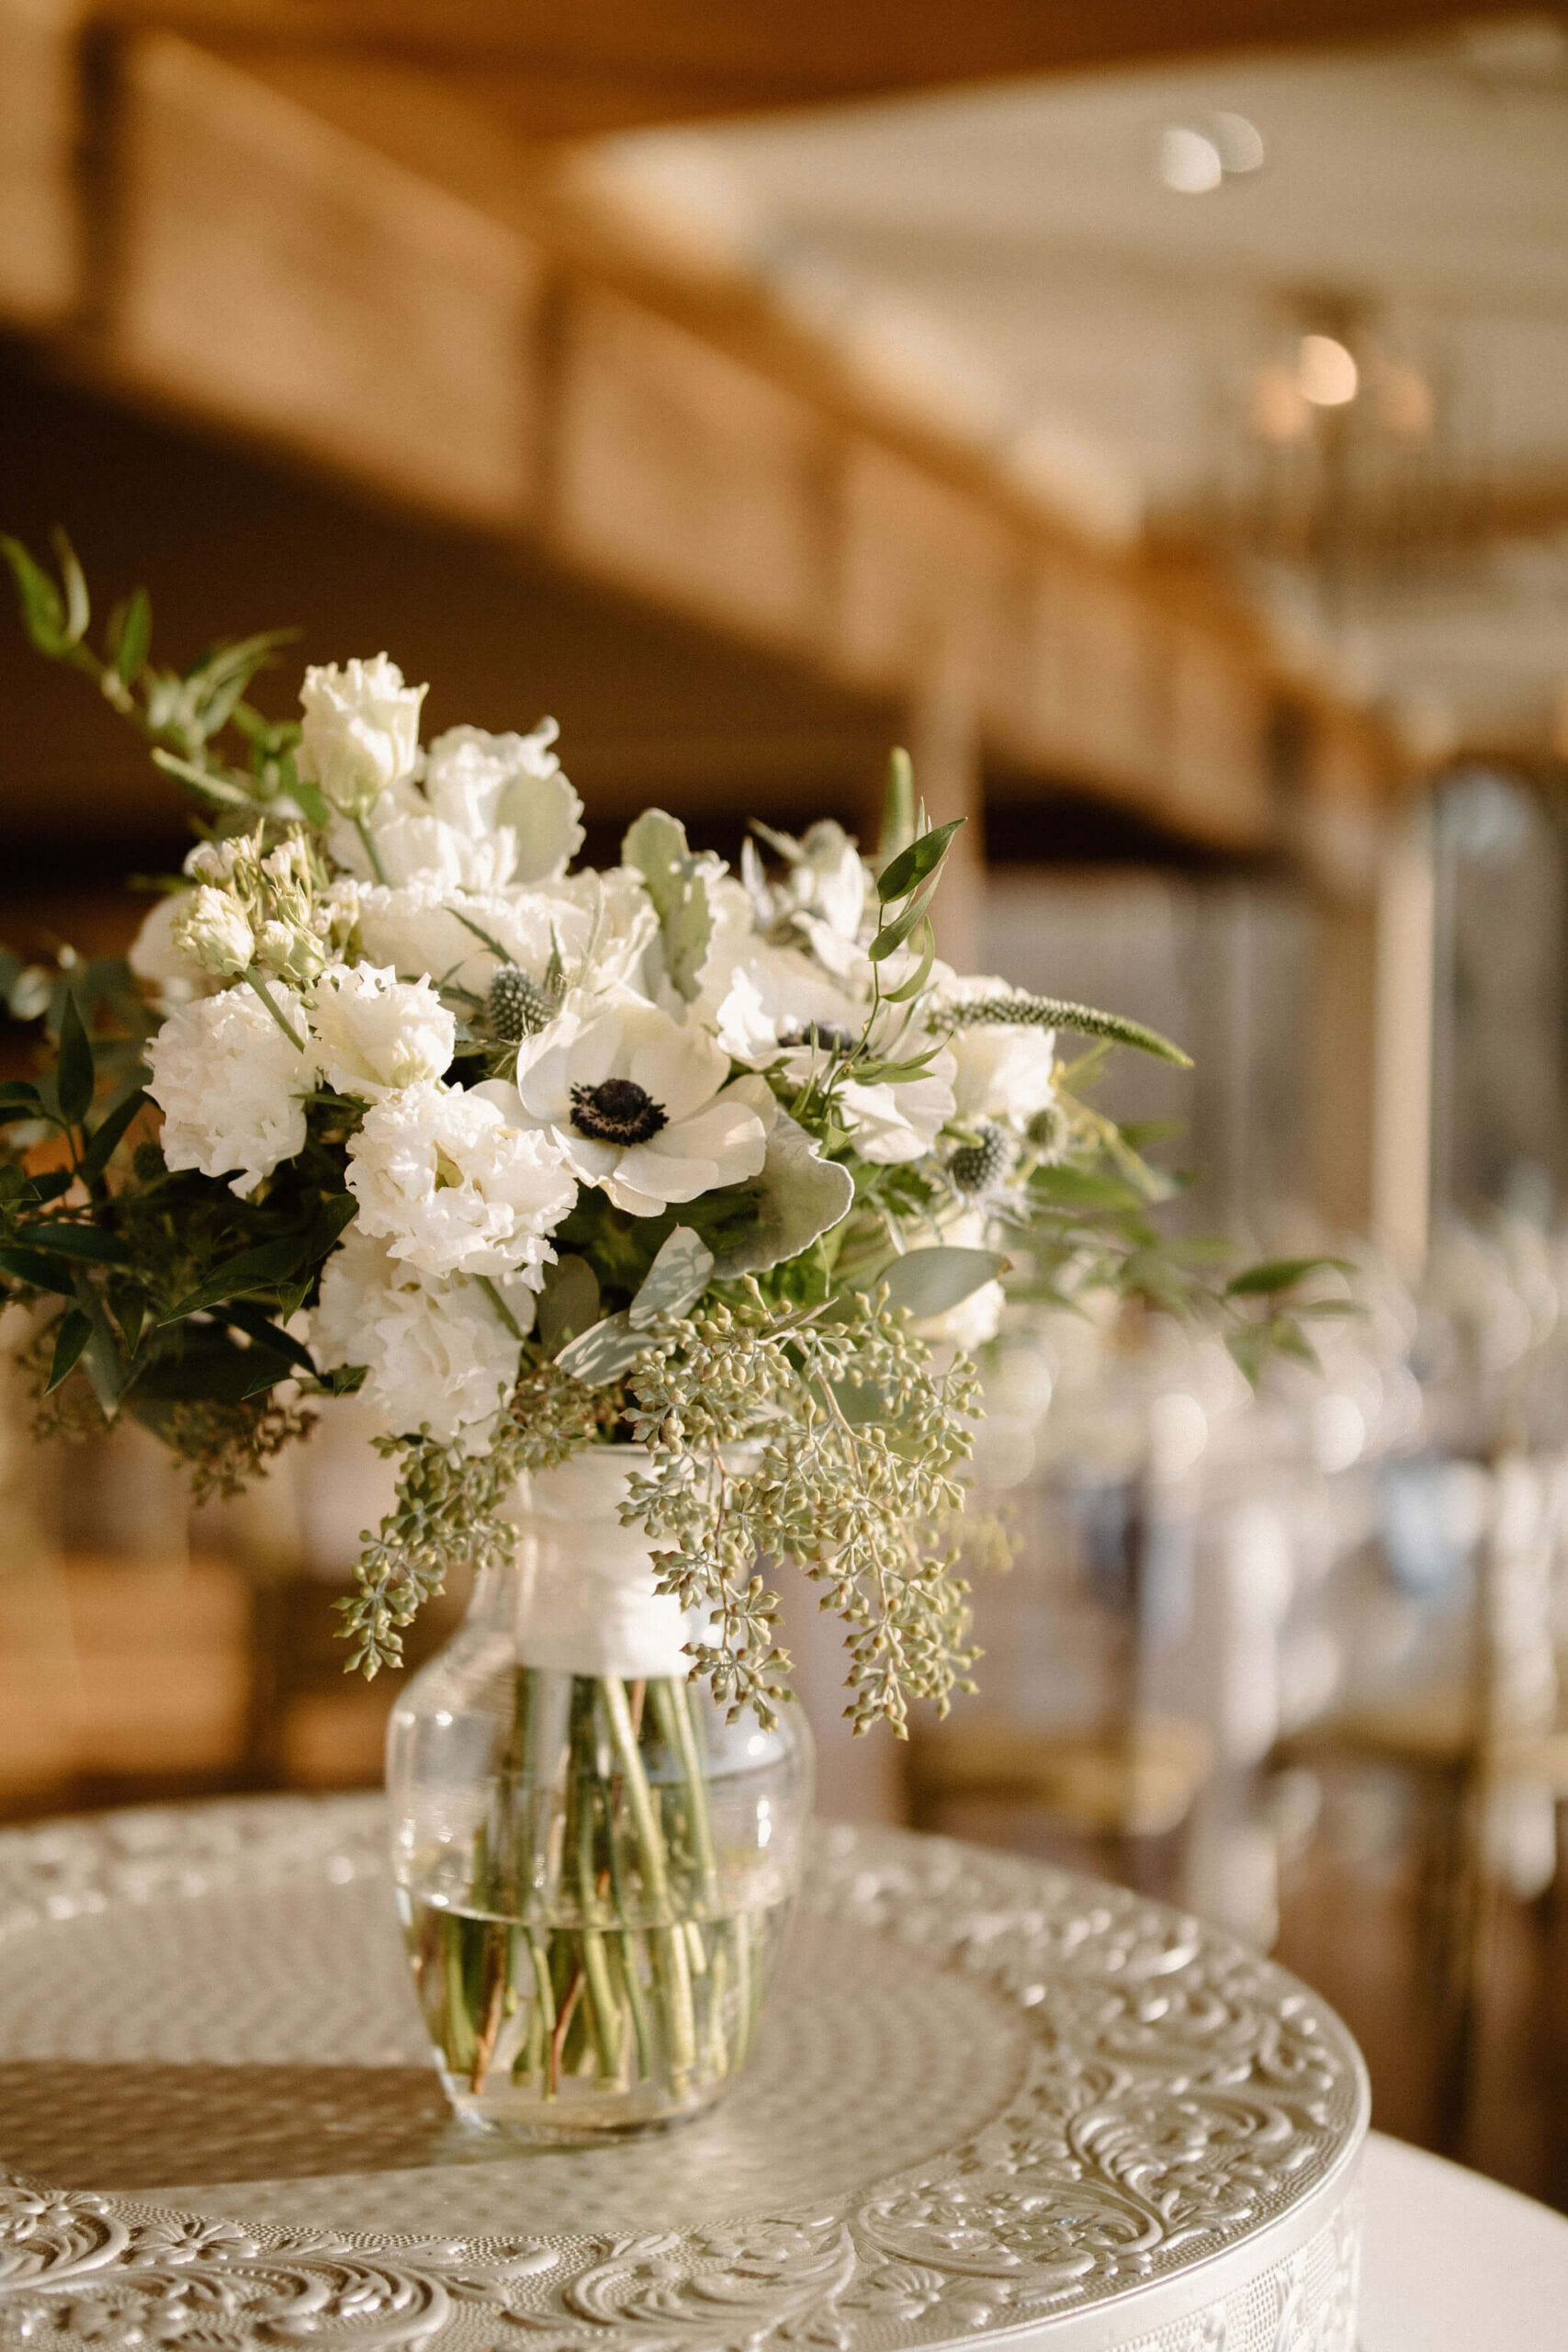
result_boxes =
[424,721,585,886]
[309,964,455,1101]
[310,1227,523,1452]
[147,988,308,1198]
[347,1080,575,1282]
[299,654,425,819]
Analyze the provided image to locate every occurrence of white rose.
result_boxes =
[299,654,425,819]
[502,990,769,1218]
[347,1080,575,1283]
[308,964,456,1101]
[147,988,308,1198]
[424,721,585,886]
[310,1227,523,1452]
[129,893,214,1007]
[171,885,254,979]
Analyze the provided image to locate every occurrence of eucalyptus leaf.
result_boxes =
[113,585,152,683]
[51,529,89,646]
[630,1226,714,1329]
[78,1087,147,1186]
[874,1246,1009,1321]
[13,1223,131,1266]
[1224,1256,1354,1299]
[623,808,712,1004]
[557,1311,649,1386]
[876,746,916,865]
[0,536,67,656]
[162,1233,310,1323]
[708,1113,855,1279]
[536,1254,601,1355]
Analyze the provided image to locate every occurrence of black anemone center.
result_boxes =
[570,1078,668,1148]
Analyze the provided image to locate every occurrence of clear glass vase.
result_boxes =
[386,1449,814,2140]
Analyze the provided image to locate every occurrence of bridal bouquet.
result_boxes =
[1,537,1327,2131]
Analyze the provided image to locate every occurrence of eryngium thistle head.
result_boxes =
[488,963,555,1040]
[949,1122,1012,1196]
[1026,1101,1070,1163]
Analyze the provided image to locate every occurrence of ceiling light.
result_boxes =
[1158,125,1224,195]
[1299,334,1359,407]
[1211,112,1266,173]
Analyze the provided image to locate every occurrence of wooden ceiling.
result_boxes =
[95,0,1545,135]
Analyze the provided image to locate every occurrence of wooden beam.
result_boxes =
[108,34,541,526]
[0,0,79,328]
[89,0,1536,134]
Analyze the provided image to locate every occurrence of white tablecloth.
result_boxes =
[1361,2131,1568,2348]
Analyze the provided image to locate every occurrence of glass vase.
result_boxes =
[386,1448,814,2140]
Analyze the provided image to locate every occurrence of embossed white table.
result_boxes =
[0,1794,1372,2350]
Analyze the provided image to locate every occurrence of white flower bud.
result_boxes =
[172,885,254,979]
[254,919,327,987]
[298,654,426,819]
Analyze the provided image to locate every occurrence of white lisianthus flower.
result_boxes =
[503,990,770,1217]
[330,779,517,893]
[310,1227,524,1452]
[299,654,425,820]
[942,977,1057,1127]
[147,989,308,1198]
[129,892,215,1008]
[347,1080,575,1283]
[308,964,456,1101]
[171,885,254,979]
[424,722,585,887]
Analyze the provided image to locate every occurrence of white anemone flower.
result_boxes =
[346,1081,575,1283]
[502,991,770,1217]
[308,964,455,1101]
[310,1227,524,1453]
[716,950,954,1166]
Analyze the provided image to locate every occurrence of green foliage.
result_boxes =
[622,808,712,1003]
[945,991,1191,1068]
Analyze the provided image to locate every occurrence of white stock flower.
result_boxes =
[299,655,425,820]
[147,988,308,1198]
[504,991,769,1217]
[171,885,254,979]
[424,722,585,886]
[308,964,456,1101]
[347,1081,574,1283]
[310,1227,523,1452]
[942,977,1056,1128]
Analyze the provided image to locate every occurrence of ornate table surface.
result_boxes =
[0,1794,1369,2352]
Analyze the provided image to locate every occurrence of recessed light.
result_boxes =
[1299,334,1359,407]
[1158,125,1224,195]
[1211,112,1266,173]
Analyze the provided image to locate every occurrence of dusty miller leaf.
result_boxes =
[623,808,712,1003]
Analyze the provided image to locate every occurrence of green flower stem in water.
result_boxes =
[405,1665,786,2131]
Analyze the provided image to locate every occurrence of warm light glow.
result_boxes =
[1159,125,1224,195]
[1211,112,1266,173]
[1378,362,1434,437]
[1299,334,1359,407]
[1250,360,1310,444]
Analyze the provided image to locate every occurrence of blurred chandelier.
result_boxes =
[1213,297,1471,623]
